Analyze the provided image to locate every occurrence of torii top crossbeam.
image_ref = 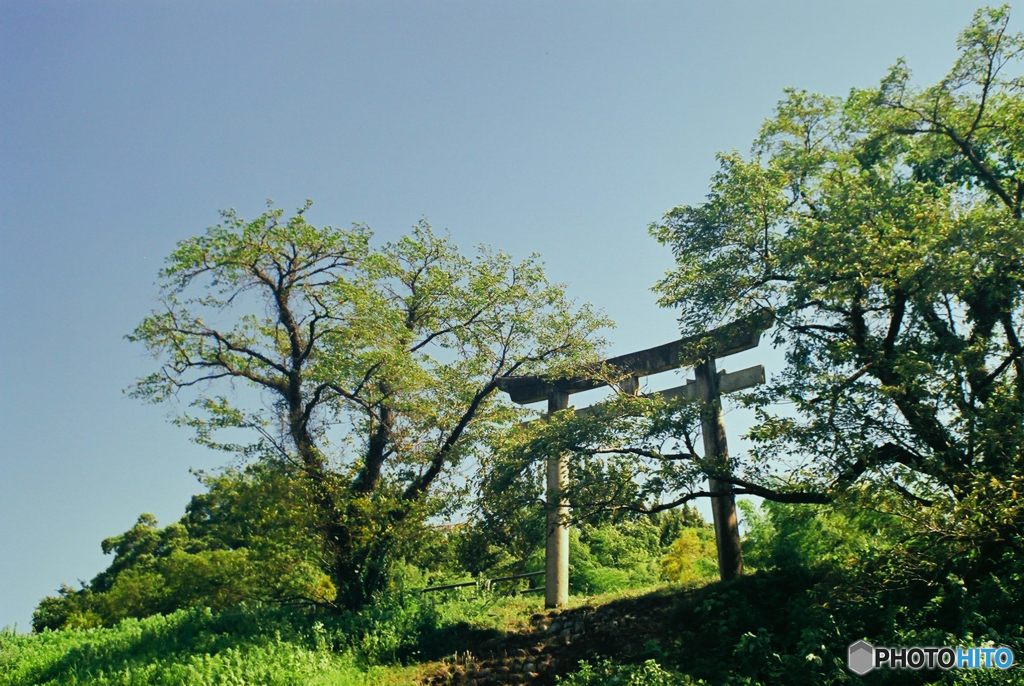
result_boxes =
[496,309,775,404]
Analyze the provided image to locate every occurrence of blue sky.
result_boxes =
[0,1,999,630]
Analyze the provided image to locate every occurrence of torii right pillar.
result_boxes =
[695,356,743,581]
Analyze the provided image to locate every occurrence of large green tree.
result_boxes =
[129,206,607,609]
[490,8,1023,589]
[647,6,1024,579]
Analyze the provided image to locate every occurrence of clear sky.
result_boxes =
[0,1,1002,631]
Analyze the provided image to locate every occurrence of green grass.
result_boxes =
[1,607,354,686]
[0,582,678,686]
[0,588,578,686]
[16,575,1020,686]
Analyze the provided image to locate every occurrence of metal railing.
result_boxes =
[420,570,544,595]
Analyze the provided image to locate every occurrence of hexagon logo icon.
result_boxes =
[848,640,875,675]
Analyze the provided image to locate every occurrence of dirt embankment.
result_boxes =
[421,591,682,685]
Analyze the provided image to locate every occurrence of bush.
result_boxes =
[32,464,333,631]
[569,519,667,595]
[557,658,706,686]
[661,528,717,585]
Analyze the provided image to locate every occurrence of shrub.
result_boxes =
[557,658,706,686]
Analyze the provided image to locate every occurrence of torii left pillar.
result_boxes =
[545,391,570,608]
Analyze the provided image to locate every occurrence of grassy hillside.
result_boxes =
[6,495,1023,685]
[1,588,579,686]
[6,573,1022,686]
[1,605,399,685]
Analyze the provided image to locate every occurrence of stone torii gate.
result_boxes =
[496,310,774,608]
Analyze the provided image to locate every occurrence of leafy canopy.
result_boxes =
[128,204,608,608]
[650,6,1024,512]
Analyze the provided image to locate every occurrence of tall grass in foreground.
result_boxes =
[2,607,337,685]
[0,587,565,686]
[1,585,662,686]
[0,597,454,686]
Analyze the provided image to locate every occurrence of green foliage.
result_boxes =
[655,505,709,547]
[737,494,903,573]
[5,606,358,686]
[32,465,333,632]
[638,488,1024,685]
[557,658,705,686]
[488,390,713,521]
[126,204,609,609]
[661,527,718,585]
[8,592,501,686]
[452,490,547,578]
[650,5,1024,512]
[605,12,1024,683]
[645,5,1024,647]
[464,407,716,581]
[20,11,1024,686]
[449,493,712,596]
[736,499,774,571]
[570,519,667,595]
